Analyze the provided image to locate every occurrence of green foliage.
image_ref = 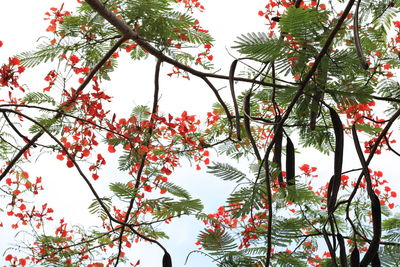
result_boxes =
[298,121,335,154]
[131,105,150,122]
[18,43,67,68]
[162,182,191,199]
[88,198,112,219]
[382,217,400,242]
[146,197,203,220]
[207,162,248,182]
[273,251,308,267]
[233,33,286,62]
[380,245,400,266]
[280,6,327,42]
[198,229,237,251]
[29,116,62,135]
[109,182,138,201]
[22,92,56,105]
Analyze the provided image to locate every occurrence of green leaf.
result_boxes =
[233,33,286,62]
[162,182,191,199]
[207,162,247,182]
[109,182,138,200]
[198,229,237,251]
[88,198,112,219]
[23,92,56,105]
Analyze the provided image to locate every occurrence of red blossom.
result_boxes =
[299,164,318,177]
[10,57,20,65]
[69,55,80,64]
[108,145,116,153]
[143,185,152,192]
[161,166,172,175]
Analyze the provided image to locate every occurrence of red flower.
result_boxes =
[19,258,27,266]
[18,66,25,73]
[161,166,172,175]
[0,40,3,47]
[5,254,12,261]
[144,185,152,192]
[10,57,20,65]
[323,251,331,258]
[69,55,80,64]
[66,160,74,168]
[108,145,116,153]
[299,164,317,177]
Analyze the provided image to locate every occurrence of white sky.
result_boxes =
[1,1,400,267]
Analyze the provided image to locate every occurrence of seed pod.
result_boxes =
[229,59,241,141]
[163,251,172,267]
[360,193,382,266]
[337,233,348,267]
[286,136,295,186]
[350,246,360,267]
[310,56,327,131]
[354,0,369,70]
[273,126,283,187]
[327,175,334,210]
[243,92,261,161]
[328,107,343,212]
[309,90,323,131]
[271,16,280,22]
[371,252,381,267]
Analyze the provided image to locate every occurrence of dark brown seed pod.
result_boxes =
[354,0,369,70]
[360,193,382,266]
[327,107,344,212]
[271,16,280,22]
[286,136,295,186]
[371,252,381,267]
[310,56,327,130]
[229,59,241,141]
[327,175,334,209]
[163,251,172,267]
[309,90,323,131]
[337,233,348,267]
[273,126,283,187]
[243,92,261,161]
[351,246,360,267]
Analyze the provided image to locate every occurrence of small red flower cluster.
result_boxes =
[0,56,25,91]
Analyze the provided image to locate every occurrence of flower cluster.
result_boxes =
[0,56,25,91]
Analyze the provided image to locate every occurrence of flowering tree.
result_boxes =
[1,0,400,266]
